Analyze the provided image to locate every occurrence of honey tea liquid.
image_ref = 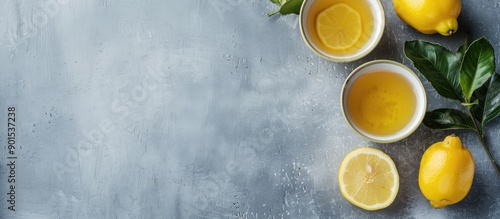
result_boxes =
[306,0,375,56]
[346,71,417,136]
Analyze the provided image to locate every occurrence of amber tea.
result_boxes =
[300,0,385,62]
[341,60,427,143]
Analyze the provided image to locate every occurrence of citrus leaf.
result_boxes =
[270,0,282,5]
[456,36,468,61]
[423,109,475,130]
[482,73,500,124]
[404,40,463,101]
[280,0,303,15]
[460,37,495,101]
[471,77,489,122]
[268,0,303,16]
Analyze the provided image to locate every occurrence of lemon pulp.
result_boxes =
[316,3,363,50]
[338,147,399,210]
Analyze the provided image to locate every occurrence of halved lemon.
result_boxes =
[338,147,399,210]
[316,3,362,50]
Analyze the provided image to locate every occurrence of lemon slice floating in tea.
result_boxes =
[316,3,362,50]
[338,147,399,210]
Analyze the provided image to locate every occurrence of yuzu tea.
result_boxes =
[300,0,385,62]
[341,60,427,143]
[346,71,416,136]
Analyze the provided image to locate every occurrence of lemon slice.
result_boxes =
[316,3,362,50]
[338,147,399,210]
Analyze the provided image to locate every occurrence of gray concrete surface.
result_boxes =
[1,0,500,218]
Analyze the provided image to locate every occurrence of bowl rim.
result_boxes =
[340,60,428,143]
[299,0,386,62]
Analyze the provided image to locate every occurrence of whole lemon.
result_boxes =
[393,0,461,36]
[418,135,474,208]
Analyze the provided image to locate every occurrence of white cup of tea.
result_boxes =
[299,0,385,62]
[341,60,427,143]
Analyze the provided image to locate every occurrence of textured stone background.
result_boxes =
[1,0,499,218]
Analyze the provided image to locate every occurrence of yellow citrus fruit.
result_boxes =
[316,3,362,50]
[393,0,461,36]
[418,135,474,208]
[338,147,399,210]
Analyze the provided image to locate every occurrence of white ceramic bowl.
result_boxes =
[341,60,427,143]
[299,0,385,62]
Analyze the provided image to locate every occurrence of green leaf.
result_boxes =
[456,36,468,61]
[280,0,303,15]
[268,0,287,16]
[268,0,303,16]
[404,40,463,101]
[423,109,475,130]
[482,73,500,124]
[471,77,490,122]
[460,37,495,101]
[270,0,282,5]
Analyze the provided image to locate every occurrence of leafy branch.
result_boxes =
[405,38,500,175]
[268,0,304,16]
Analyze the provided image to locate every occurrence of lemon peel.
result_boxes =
[393,0,461,36]
[418,135,474,208]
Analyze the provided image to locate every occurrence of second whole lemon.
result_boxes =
[418,135,474,208]
[393,0,461,36]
